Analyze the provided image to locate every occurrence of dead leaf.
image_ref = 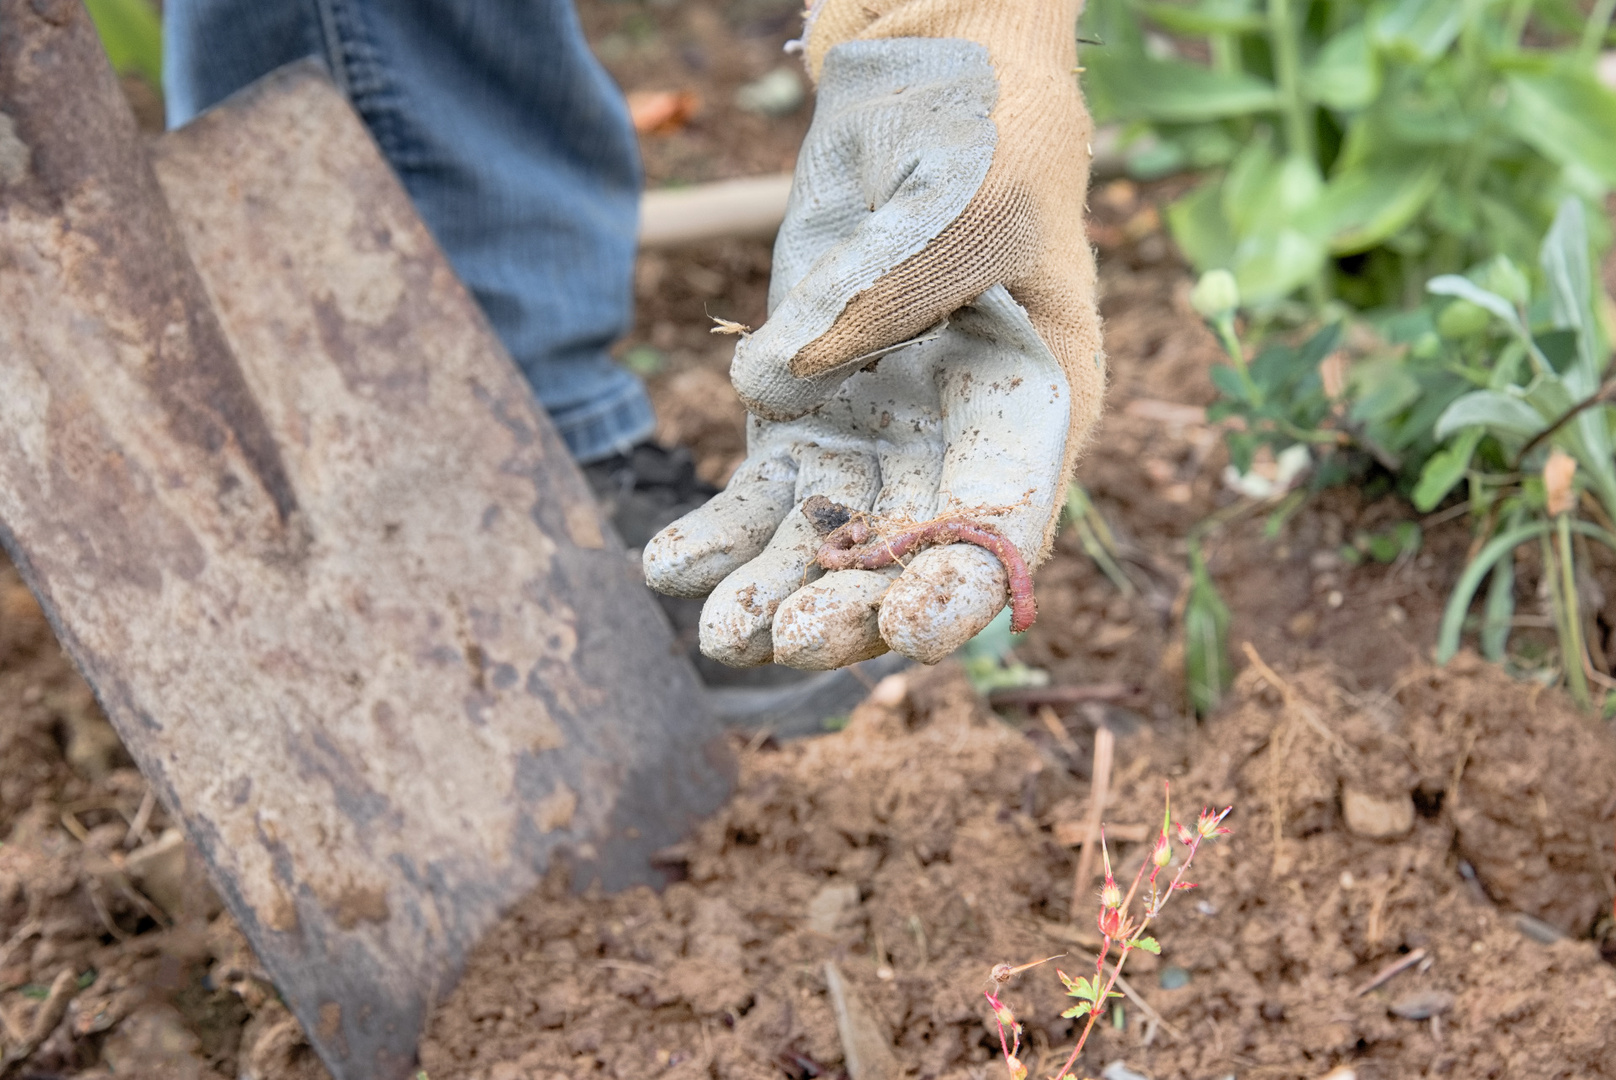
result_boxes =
[627,90,700,136]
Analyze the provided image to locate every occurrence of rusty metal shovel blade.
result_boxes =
[0,7,733,1077]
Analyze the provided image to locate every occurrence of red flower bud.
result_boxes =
[1197,806,1233,840]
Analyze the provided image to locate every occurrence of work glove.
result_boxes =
[644,0,1104,669]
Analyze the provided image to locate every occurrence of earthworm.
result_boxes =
[802,496,1037,632]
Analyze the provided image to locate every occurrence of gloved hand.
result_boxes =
[644,0,1104,669]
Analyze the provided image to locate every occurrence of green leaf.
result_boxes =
[1063,973,1103,1001]
[1061,1002,1094,1020]
[1304,24,1381,111]
[1427,276,1525,335]
[1362,521,1422,562]
[1412,428,1482,512]
[1305,161,1442,255]
[85,0,163,87]
[1372,0,1464,62]
[1083,52,1281,124]
[1504,71,1616,188]
[1211,365,1254,403]
[1348,357,1421,424]
[1135,0,1264,35]
[1538,197,1603,388]
[1166,182,1237,273]
[1475,255,1531,308]
[1439,521,1551,662]
[1223,148,1322,237]
[1129,936,1162,954]
[1434,391,1546,442]
[1481,545,1516,662]
[1232,228,1330,304]
[1206,150,1330,302]
[1184,544,1232,716]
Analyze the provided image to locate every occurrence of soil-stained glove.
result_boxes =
[644,0,1103,669]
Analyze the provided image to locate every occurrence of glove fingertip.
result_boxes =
[879,546,1007,664]
[643,525,732,598]
[772,571,892,671]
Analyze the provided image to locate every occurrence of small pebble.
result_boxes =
[1327,589,1344,608]
[1286,610,1318,639]
[735,67,805,116]
[1390,990,1454,1020]
[1158,966,1191,990]
[1101,1063,1151,1080]
[1309,550,1341,572]
[1341,787,1415,839]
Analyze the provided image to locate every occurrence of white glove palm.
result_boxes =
[645,7,1102,669]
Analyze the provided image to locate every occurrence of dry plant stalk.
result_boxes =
[985,783,1233,1080]
[1069,725,1115,917]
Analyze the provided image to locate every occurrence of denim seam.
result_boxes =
[307,0,414,167]
[306,0,351,98]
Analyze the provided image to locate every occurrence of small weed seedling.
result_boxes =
[984,785,1233,1080]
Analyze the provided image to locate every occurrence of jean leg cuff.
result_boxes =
[552,382,657,464]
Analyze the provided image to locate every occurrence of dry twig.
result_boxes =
[0,969,77,1075]
[124,787,156,849]
[988,683,1137,710]
[1070,726,1115,919]
[1038,706,1080,757]
[1351,947,1427,996]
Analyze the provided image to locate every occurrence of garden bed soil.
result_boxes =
[419,657,1616,1080]
[0,2,1612,1076]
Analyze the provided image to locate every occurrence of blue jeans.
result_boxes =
[165,0,656,463]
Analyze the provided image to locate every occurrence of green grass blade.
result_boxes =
[1479,542,1516,661]
[1438,520,1551,663]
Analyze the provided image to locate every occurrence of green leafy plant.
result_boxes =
[1081,0,1616,308]
[984,787,1233,1080]
[1184,533,1234,715]
[961,608,1051,695]
[1420,198,1616,706]
[1190,198,1616,709]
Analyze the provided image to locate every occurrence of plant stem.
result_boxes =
[1504,0,1536,47]
[1213,316,1265,405]
[1267,0,1314,163]
[1051,816,1217,1080]
[1556,514,1591,706]
[1580,0,1616,63]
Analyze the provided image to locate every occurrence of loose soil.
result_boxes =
[419,658,1616,1080]
[0,2,1612,1078]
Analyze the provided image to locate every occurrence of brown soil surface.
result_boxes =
[0,2,1612,1078]
[578,0,813,187]
[419,658,1616,1080]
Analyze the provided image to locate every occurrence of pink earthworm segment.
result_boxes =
[812,508,1037,633]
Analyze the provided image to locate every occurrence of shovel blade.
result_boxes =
[0,12,730,1076]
